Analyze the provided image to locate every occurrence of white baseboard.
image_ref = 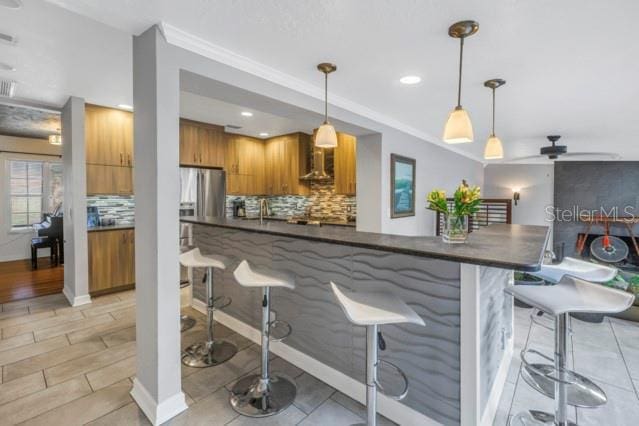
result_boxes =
[130,378,188,426]
[62,286,91,307]
[191,299,440,426]
[480,337,514,426]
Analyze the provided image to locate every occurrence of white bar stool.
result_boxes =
[179,248,237,367]
[507,275,634,426]
[531,256,617,284]
[331,282,425,426]
[229,260,296,417]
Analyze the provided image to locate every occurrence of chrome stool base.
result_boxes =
[180,315,196,332]
[229,374,297,417]
[521,364,607,407]
[511,410,577,426]
[181,339,237,368]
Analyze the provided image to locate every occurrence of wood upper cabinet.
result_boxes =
[85,104,133,167]
[179,119,225,168]
[86,165,133,196]
[265,133,310,196]
[333,132,357,195]
[225,134,265,195]
[88,229,135,294]
[85,104,134,195]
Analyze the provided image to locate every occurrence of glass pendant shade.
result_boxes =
[484,135,504,160]
[315,122,338,148]
[48,134,62,145]
[443,106,473,144]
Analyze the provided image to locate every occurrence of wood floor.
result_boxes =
[0,291,394,426]
[0,259,63,304]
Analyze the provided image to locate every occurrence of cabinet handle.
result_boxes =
[128,154,131,166]
[193,153,197,163]
[120,153,123,165]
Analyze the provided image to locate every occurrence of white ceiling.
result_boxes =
[180,92,311,139]
[4,0,639,162]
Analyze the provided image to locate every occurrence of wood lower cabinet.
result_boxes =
[180,119,225,168]
[333,132,357,195]
[88,229,135,295]
[86,165,133,195]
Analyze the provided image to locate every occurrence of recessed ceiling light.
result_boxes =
[0,0,22,9]
[0,62,15,71]
[259,132,269,137]
[399,75,422,85]
[241,111,253,117]
[118,104,133,110]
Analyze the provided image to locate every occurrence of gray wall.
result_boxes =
[554,161,639,256]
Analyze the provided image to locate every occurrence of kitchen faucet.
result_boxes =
[259,198,268,225]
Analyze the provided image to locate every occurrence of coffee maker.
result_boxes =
[232,199,246,217]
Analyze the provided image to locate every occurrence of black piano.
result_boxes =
[32,213,63,269]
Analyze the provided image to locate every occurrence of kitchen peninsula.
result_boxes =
[181,216,549,425]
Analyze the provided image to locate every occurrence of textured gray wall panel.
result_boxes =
[479,266,513,414]
[190,224,463,425]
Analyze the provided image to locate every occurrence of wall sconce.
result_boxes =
[512,188,521,206]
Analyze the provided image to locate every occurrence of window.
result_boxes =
[8,160,63,229]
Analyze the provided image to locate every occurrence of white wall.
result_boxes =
[380,127,485,236]
[483,164,554,230]
[0,135,62,262]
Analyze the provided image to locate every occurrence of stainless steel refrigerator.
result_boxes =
[179,167,226,284]
[179,167,226,218]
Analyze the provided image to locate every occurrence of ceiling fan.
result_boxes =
[509,135,620,163]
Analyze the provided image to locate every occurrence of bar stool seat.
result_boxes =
[229,260,296,418]
[180,248,230,270]
[332,283,425,326]
[179,248,237,367]
[507,276,634,426]
[331,282,425,426]
[508,275,633,316]
[531,256,617,284]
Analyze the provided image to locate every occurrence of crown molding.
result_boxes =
[159,22,483,163]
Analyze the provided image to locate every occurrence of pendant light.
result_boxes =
[443,20,479,144]
[483,79,506,159]
[315,63,338,148]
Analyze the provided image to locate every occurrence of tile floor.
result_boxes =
[0,291,637,425]
[493,305,639,426]
[0,291,394,425]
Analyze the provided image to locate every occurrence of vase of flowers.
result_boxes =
[427,180,481,243]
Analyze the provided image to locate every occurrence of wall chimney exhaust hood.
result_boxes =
[300,148,331,181]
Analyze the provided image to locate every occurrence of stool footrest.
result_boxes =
[268,320,292,342]
[374,359,409,401]
[213,296,232,310]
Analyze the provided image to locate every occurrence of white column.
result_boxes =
[61,96,91,306]
[130,25,186,425]
[460,262,480,426]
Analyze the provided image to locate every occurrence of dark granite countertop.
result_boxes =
[181,216,549,271]
[87,224,135,232]
[239,215,356,227]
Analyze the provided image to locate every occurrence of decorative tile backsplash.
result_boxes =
[226,180,356,220]
[86,195,135,224]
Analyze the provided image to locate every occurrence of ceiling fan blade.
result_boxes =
[560,152,621,159]
[506,155,545,163]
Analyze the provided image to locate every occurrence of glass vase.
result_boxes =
[442,214,468,244]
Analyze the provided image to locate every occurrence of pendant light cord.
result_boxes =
[324,72,328,123]
[457,37,464,107]
[491,87,496,136]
